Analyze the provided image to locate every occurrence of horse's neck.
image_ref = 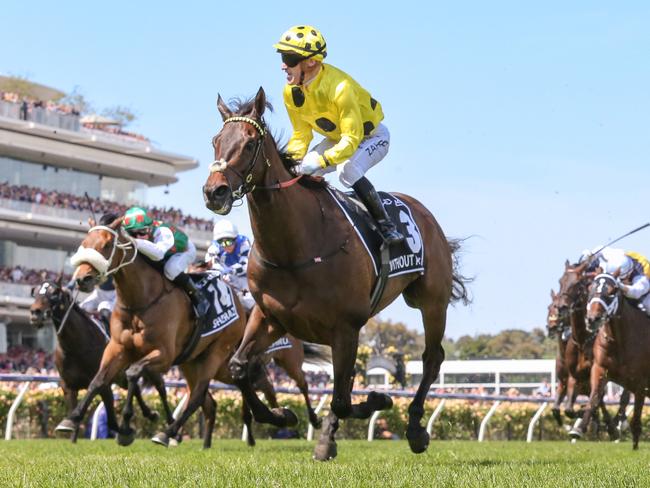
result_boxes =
[113,255,162,310]
[55,306,103,352]
[247,150,331,263]
[557,334,567,353]
[607,299,645,351]
[570,303,588,343]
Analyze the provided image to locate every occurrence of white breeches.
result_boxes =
[311,123,390,188]
[164,240,196,281]
[80,288,116,313]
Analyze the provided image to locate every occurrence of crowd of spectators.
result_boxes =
[0,181,215,231]
[1,90,148,142]
[1,90,80,118]
[0,346,55,375]
[0,265,70,286]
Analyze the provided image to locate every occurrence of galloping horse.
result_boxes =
[203,89,469,459]
[556,261,627,440]
[571,273,650,449]
[63,216,296,448]
[546,289,579,425]
[29,278,173,440]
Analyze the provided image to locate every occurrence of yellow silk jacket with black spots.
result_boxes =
[284,63,384,167]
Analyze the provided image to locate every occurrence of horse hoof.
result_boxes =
[569,429,582,440]
[151,432,170,447]
[147,411,160,422]
[367,391,393,411]
[168,437,179,448]
[246,436,256,448]
[228,358,246,381]
[117,429,135,447]
[313,440,337,461]
[55,419,76,434]
[633,443,639,450]
[406,426,430,454]
[565,409,576,419]
[272,407,298,427]
[311,416,323,430]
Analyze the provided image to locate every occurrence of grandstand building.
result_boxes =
[0,82,210,353]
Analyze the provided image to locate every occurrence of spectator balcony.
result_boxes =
[0,197,212,252]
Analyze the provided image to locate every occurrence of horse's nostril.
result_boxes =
[213,186,229,199]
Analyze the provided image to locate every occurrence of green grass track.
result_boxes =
[1,439,649,487]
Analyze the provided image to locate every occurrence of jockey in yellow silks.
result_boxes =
[273,25,404,245]
[123,206,209,318]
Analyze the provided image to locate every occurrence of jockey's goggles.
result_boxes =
[132,228,150,237]
[280,52,306,68]
[218,238,234,247]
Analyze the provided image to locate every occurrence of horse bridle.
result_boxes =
[71,225,138,280]
[587,273,621,319]
[34,282,78,336]
[208,116,270,200]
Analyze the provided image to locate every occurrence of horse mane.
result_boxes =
[227,96,328,190]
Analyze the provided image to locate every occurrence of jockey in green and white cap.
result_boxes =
[123,206,209,318]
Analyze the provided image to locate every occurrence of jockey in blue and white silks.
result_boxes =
[205,220,255,311]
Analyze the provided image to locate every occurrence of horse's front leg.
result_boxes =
[570,364,606,440]
[551,376,567,426]
[54,381,78,435]
[119,350,169,446]
[61,341,129,441]
[229,306,280,380]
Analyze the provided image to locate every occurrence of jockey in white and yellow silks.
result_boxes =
[274,25,404,245]
[122,206,209,319]
[582,246,650,315]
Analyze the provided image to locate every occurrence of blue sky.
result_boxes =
[2,1,649,339]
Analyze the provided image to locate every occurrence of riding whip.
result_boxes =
[592,223,650,256]
[84,192,97,225]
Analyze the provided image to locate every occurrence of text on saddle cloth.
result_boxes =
[265,336,292,354]
[326,188,425,278]
[189,272,240,337]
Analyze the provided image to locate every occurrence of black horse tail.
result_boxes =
[302,342,332,366]
[448,237,472,306]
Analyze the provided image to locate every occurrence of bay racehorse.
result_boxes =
[571,273,650,449]
[202,89,469,459]
[29,278,173,440]
[546,288,578,425]
[63,216,296,448]
[556,261,628,440]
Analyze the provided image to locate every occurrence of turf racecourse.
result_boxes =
[1,440,649,487]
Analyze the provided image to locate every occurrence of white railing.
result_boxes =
[3,373,635,443]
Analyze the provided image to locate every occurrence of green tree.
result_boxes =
[101,105,138,127]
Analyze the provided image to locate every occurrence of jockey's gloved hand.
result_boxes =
[299,151,324,175]
[616,280,629,293]
[231,263,245,277]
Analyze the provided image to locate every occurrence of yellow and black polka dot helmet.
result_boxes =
[273,25,327,62]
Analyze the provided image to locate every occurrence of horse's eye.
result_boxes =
[245,140,255,151]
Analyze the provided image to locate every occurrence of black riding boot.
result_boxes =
[99,309,112,335]
[352,177,405,245]
[173,273,210,320]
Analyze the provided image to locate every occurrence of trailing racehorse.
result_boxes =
[546,289,579,426]
[556,261,628,440]
[63,217,297,448]
[202,89,470,460]
[570,273,650,449]
[29,278,173,440]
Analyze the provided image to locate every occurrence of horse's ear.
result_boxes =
[88,217,96,227]
[252,87,266,117]
[217,94,232,121]
[109,216,123,230]
[564,259,570,269]
[550,289,557,299]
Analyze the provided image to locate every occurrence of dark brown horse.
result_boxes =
[202,89,469,460]
[572,273,650,449]
[62,218,296,448]
[546,289,579,425]
[29,278,174,440]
